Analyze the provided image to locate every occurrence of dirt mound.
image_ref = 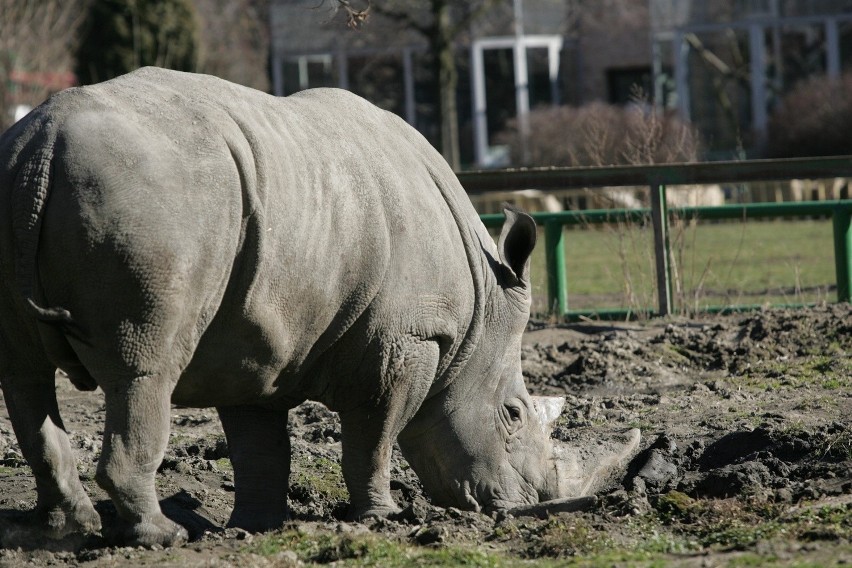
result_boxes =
[0,305,850,565]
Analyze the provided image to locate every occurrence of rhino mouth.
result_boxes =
[472,471,540,515]
[420,482,472,512]
[435,476,536,514]
[450,469,598,517]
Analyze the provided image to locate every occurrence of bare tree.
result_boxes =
[193,0,271,92]
[0,0,88,131]
[328,0,501,171]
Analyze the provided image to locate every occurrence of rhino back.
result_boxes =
[5,68,480,409]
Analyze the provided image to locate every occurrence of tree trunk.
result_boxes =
[432,0,460,171]
[0,55,11,132]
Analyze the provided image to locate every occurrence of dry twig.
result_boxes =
[336,0,371,29]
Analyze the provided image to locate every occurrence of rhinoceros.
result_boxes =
[0,67,639,547]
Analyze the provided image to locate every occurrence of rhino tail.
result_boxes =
[25,298,72,323]
[10,138,87,343]
[24,298,90,346]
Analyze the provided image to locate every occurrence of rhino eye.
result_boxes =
[501,401,526,434]
[506,405,522,422]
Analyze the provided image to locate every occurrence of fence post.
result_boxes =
[833,205,852,302]
[544,220,568,316]
[650,183,673,316]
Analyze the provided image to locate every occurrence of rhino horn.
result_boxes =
[508,495,597,519]
[545,428,641,504]
[530,395,565,430]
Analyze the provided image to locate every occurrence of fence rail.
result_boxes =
[458,156,852,319]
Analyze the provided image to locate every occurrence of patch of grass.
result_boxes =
[250,530,507,566]
[790,356,852,390]
[787,504,852,541]
[734,355,851,393]
[817,429,852,461]
[651,343,693,367]
[626,419,656,432]
[520,517,615,558]
[530,501,852,566]
[646,494,852,555]
[527,219,835,314]
[698,517,787,549]
[718,553,783,567]
[291,456,349,502]
[655,491,697,523]
[246,502,852,567]
[644,495,791,552]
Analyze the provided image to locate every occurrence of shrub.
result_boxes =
[766,72,852,158]
[496,102,701,167]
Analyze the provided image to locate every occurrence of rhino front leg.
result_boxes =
[339,411,400,518]
[340,337,438,519]
[96,375,187,548]
[217,405,290,532]
[0,370,101,541]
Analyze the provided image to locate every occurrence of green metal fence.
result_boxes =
[458,156,852,319]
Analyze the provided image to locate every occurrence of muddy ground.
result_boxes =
[0,305,849,566]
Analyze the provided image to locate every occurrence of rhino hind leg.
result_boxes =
[339,337,439,520]
[217,405,290,532]
[0,367,101,545]
[96,375,187,548]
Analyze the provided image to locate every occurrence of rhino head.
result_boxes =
[398,207,639,513]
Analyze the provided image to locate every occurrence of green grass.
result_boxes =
[734,355,852,394]
[524,218,837,315]
[290,456,349,502]
[249,531,507,566]
[245,502,852,567]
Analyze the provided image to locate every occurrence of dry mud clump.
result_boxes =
[0,304,850,566]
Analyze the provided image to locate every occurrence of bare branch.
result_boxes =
[449,0,503,40]
[337,0,372,29]
[369,3,431,36]
[684,33,752,89]
[0,0,88,129]
[371,1,506,40]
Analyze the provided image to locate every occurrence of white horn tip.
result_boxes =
[531,395,566,428]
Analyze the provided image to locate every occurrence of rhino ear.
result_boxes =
[498,205,537,286]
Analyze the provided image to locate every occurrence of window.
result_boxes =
[607,66,655,105]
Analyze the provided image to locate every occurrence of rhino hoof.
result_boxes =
[346,505,401,522]
[113,516,188,548]
[42,500,102,540]
[0,516,99,551]
[226,510,289,533]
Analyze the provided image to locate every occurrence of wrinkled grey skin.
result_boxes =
[0,68,636,548]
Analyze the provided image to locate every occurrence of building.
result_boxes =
[652,0,852,157]
[3,69,76,127]
[269,1,852,166]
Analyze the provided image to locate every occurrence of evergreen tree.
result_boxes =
[77,0,199,85]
